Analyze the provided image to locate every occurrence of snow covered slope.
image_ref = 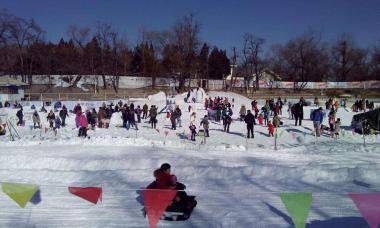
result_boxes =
[0,92,379,227]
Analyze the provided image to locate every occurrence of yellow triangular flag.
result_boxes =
[1,182,39,208]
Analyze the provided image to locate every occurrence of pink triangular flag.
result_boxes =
[349,193,380,228]
[144,189,176,228]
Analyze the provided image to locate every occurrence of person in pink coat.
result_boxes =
[76,112,88,137]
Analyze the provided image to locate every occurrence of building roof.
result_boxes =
[0,76,28,87]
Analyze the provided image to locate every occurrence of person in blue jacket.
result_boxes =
[311,107,324,137]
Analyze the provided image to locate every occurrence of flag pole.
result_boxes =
[275,127,278,151]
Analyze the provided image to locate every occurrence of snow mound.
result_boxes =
[147,91,166,101]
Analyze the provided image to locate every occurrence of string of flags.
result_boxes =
[0,182,379,228]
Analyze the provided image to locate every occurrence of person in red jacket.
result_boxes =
[268,120,274,137]
[258,114,264,125]
[151,163,172,189]
[204,98,208,110]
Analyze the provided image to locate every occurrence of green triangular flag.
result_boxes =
[1,182,39,208]
[277,129,284,138]
[280,192,312,228]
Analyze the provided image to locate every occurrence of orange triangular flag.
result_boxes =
[68,187,102,204]
[144,189,177,228]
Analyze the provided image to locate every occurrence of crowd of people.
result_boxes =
[0,94,377,140]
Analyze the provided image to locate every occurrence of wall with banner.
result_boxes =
[8,75,380,90]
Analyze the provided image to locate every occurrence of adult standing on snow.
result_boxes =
[223,115,232,133]
[244,110,256,138]
[293,101,304,126]
[142,104,148,119]
[174,106,182,128]
[128,106,137,130]
[149,105,158,129]
[59,105,69,127]
[16,107,24,126]
[97,107,106,128]
[135,105,142,123]
[32,110,41,129]
[311,107,324,137]
[170,111,177,130]
[200,115,210,137]
[273,113,281,128]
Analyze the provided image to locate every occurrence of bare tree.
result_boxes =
[369,40,380,80]
[172,14,201,90]
[7,14,43,83]
[96,21,117,90]
[141,29,171,88]
[241,33,266,94]
[270,32,330,90]
[67,25,91,86]
[331,34,368,81]
[229,46,237,91]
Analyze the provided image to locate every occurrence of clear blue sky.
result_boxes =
[1,0,379,53]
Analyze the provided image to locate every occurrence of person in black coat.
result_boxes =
[16,108,24,126]
[293,101,304,126]
[244,110,256,138]
[59,105,69,127]
[223,115,232,133]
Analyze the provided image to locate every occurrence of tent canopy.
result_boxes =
[352,108,380,131]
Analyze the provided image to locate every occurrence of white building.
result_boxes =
[0,76,28,102]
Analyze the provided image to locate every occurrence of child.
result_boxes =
[190,112,196,123]
[332,118,341,138]
[268,120,274,137]
[189,123,197,141]
[258,114,264,125]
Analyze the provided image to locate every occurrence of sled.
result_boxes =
[143,196,197,221]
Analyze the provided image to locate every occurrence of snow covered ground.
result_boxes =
[0,91,379,228]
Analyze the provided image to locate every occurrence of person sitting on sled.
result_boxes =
[148,163,172,189]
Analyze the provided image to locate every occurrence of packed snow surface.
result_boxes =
[0,91,379,227]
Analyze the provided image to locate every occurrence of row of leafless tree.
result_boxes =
[236,32,379,91]
[0,11,230,91]
[1,9,379,93]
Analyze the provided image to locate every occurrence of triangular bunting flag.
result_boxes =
[68,187,102,204]
[1,182,39,208]
[144,189,177,228]
[349,193,380,228]
[280,192,312,228]
[277,129,284,138]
